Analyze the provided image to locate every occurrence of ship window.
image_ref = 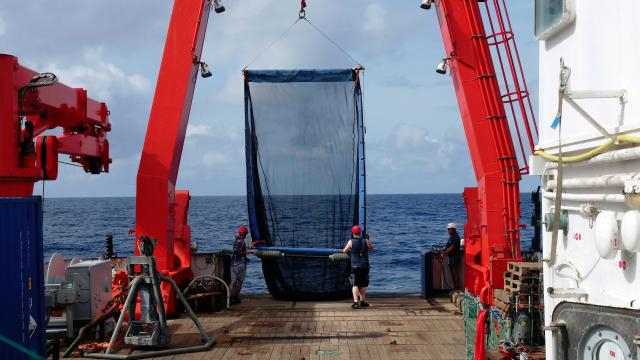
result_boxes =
[534,0,575,40]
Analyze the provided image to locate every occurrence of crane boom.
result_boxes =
[0,55,111,197]
[135,0,212,314]
[429,0,536,301]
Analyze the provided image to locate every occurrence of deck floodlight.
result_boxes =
[199,62,213,78]
[420,0,432,10]
[436,58,448,74]
[213,0,226,13]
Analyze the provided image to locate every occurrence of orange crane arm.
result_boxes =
[427,0,537,300]
[134,0,213,315]
[0,55,111,197]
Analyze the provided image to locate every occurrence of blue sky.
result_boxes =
[1,0,540,197]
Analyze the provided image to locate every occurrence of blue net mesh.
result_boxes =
[244,69,365,300]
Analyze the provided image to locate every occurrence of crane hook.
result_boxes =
[299,0,307,19]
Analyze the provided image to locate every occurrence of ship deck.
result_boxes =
[94,293,466,360]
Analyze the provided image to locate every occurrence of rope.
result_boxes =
[548,59,570,267]
[243,18,301,69]
[58,160,83,168]
[300,17,361,66]
[243,3,362,69]
[0,334,45,360]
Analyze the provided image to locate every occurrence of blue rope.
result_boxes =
[0,334,45,360]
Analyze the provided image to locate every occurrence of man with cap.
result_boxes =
[441,223,461,289]
[343,225,374,309]
[230,225,250,304]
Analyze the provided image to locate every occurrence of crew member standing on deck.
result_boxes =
[440,223,461,289]
[343,225,374,309]
[230,225,250,305]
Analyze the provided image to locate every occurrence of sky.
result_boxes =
[1,0,540,197]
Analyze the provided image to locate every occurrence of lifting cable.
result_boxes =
[243,0,362,69]
[547,59,570,267]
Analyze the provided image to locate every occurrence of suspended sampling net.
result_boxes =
[244,69,366,300]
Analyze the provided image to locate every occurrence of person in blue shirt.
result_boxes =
[440,223,461,289]
[343,225,374,309]
[230,225,249,304]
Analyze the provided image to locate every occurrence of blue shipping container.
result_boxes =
[0,197,45,359]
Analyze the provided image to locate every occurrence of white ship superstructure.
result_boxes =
[531,0,640,358]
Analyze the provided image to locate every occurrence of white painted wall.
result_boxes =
[538,0,640,152]
[536,1,640,358]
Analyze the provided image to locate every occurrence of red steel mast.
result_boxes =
[428,0,537,301]
[135,0,212,314]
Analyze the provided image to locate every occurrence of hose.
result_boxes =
[534,135,640,163]
[184,275,230,309]
[17,73,59,145]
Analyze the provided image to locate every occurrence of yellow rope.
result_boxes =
[534,135,640,163]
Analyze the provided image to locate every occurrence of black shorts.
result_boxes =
[350,267,369,288]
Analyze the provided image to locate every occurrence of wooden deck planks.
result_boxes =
[74,294,463,360]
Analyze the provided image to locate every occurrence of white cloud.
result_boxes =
[366,124,474,192]
[0,14,6,36]
[216,75,245,105]
[203,151,231,167]
[363,4,387,34]
[2,0,537,196]
[186,124,213,137]
[39,47,149,102]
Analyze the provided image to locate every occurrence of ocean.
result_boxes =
[42,193,535,294]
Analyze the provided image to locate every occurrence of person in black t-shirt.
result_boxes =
[343,225,374,309]
[440,222,461,289]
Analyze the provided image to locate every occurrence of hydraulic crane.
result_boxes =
[133,0,217,315]
[0,55,111,197]
[422,0,537,302]
[0,55,110,359]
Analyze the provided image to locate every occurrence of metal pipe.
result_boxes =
[84,338,216,360]
[162,276,212,344]
[84,274,216,360]
[253,245,344,256]
[549,205,584,213]
[546,173,635,189]
[566,89,627,101]
[184,275,230,310]
[563,96,615,141]
[104,276,144,355]
[542,191,625,203]
[146,257,167,326]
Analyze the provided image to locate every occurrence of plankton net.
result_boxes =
[244,68,366,300]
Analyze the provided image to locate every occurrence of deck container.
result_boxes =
[0,197,45,358]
